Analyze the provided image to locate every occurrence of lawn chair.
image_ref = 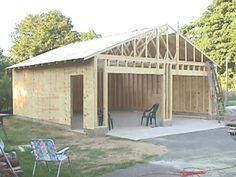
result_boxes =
[0,138,19,177]
[98,108,114,130]
[141,104,159,126]
[31,139,72,177]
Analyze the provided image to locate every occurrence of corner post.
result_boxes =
[103,59,108,128]
[160,64,172,126]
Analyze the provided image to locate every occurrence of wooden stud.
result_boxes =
[145,35,148,58]
[103,59,108,127]
[134,40,136,57]
[185,40,187,61]
[168,64,173,120]
[166,28,169,60]
[161,67,166,121]
[156,29,160,60]
[176,33,180,72]
[165,64,169,119]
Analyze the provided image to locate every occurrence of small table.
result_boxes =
[0,114,10,141]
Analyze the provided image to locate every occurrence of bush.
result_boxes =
[0,73,12,112]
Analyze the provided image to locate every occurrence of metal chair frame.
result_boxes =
[31,139,72,177]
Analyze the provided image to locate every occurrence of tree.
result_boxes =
[0,49,12,112]
[181,0,236,72]
[79,29,102,41]
[11,10,80,63]
[0,49,10,75]
[181,0,236,91]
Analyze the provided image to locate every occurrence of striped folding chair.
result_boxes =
[31,139,72,177]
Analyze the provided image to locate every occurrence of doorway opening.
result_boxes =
[71,75,83,130]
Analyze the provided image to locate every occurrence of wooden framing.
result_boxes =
[97,25,212,126]
[12,25,216,133]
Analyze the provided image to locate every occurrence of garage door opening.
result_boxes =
[97,72,162,130]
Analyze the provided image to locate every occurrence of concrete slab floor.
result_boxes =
[107,111,225,140]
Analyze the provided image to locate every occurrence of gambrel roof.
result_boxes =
[9,25,217,69]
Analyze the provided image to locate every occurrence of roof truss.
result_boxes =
[102,25,217,66]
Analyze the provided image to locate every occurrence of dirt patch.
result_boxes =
[66,136,166,164]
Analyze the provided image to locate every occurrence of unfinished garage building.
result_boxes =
[9,25,220,135]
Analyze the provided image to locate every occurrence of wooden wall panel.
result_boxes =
[97,73,162,111]
[13,60,96,127]
[173,76,209,114]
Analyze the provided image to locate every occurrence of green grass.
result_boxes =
[0,116,163,177]
[226,100,236,106]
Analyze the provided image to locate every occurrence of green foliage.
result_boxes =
[181,0,236,91]
[181,0,236,73]
[0,74,12,111]
[0,49,12,111]
[79,29,102,41]
[11,10,80,63]
[10,11,102,64]
[0,49,10,74]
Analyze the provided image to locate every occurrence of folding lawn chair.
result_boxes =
[31,139,72,177]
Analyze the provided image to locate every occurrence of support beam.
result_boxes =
[94,58,98,127]
[106,66,164,75]
[134,39,136,57]
[168,64,173,120]
[176,33,180,72]
[83,58,98,131]
[166,29,169,59]
[103,60,108,127]
[160,63,173,126]
[160,67,166,122]
[121,43,124,56]
[176,33,180,61]
[185,40,187,61]
[156,29,160,70]
[145,35,148,58]
[156,29,160,59]
[165,64,169,118]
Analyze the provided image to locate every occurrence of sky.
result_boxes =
[0,0,212,56]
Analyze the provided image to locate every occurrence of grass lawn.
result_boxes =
[226,100,236,106]
[0,116,165,177]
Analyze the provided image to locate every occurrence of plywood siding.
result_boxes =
[173,76,209,114]
[13,60,97,129]
[98,73,162,111]
[72,76,83,113]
